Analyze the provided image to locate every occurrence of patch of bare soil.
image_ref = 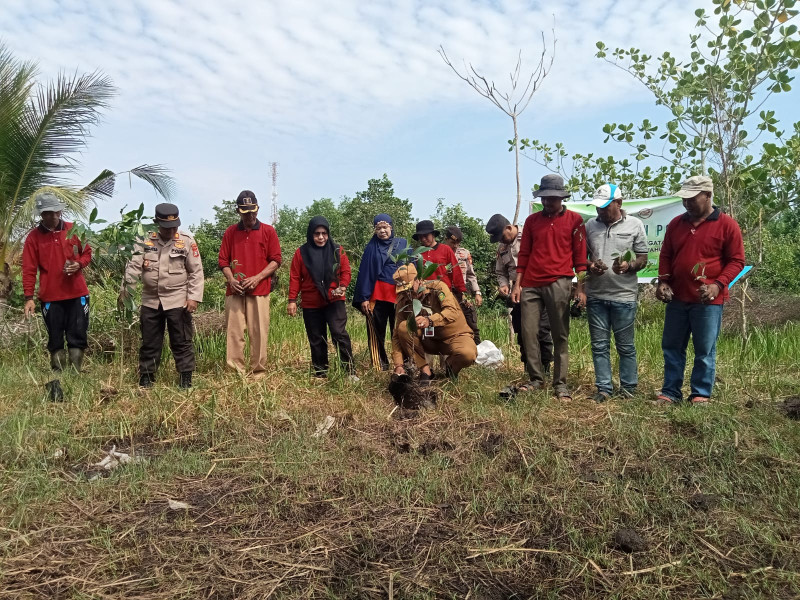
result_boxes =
[780,396,800,420]
[722,289,800,330]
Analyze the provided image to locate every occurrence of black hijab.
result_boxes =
[300,216,340,303]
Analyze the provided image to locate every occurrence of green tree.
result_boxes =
[520,0,800,232]
[0,43,173,309]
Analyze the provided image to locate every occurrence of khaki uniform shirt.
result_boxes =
[124,230,204,310]
[392,280,472,365]
[495,227,522,289]
[455,247,481,296]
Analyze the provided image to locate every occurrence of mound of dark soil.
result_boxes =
[388,374,438,410]
[688,493,719,511]
[780,396,800,420]
[611,528,647,553]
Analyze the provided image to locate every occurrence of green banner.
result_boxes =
[531,196,686,282]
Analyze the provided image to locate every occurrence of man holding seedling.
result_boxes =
[22,192,92,401]
[511,174,587,399]
[585,184,649,403]
[486,213,553,374]
[442,225,482,344]
[122,203,204,389]
[218,191,282,379]
[391,263,477,382]
[655,176,744,405]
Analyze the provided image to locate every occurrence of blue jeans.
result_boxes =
[587,298,638,395]
[661,301,723,402]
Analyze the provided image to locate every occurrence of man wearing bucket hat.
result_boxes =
[654,175,744,406]
[22,192,92,401]
[412,220,466,295]
[391,263,477,382]
[510,174,588,399]
[584,184,649,403]
[121,203,204,389]
[442,225,482,344]
[486,213,554,374]
[218,190,282,378]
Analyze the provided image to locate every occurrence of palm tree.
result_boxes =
[0,43,174,310]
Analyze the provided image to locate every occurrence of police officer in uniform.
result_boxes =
[121,203,204,388]
[391,263,477,382]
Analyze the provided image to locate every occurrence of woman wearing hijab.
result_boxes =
[352,214,408,370]
[288,217,356,378]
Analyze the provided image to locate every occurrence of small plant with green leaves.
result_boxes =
[611,249,636,272]
[229,260,247,295]
[70,203,156,315]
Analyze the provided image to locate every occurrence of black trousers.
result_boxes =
[460,299,481,344]
[139,305,196,375]
[41,296,90,353]
[511,302,553,365]
[365,300,395,370]
[302,302,354,375]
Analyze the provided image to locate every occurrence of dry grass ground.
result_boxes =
[1,287,799,599]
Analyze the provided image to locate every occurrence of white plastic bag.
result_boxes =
[475,340,504,368]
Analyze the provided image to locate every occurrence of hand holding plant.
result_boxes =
[611,250,635,275]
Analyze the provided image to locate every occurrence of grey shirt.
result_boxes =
[585,213,648,302]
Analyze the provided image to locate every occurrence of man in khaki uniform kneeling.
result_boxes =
[391,264,477,383]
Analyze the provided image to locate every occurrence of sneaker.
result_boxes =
[615,387,636,399]
[592,391,611,403]
[139,373,155,388]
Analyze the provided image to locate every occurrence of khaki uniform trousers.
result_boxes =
[225,294,271,376]
[396,327,477,376]
[520,277,572,391]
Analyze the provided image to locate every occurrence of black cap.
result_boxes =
[154,203,180,228]
[412,220,440,241]
[236,190,259,213]
[532,174,571,198]
[444,225,463,242]
[485,214,510,243]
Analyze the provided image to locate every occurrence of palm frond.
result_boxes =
[81,169,115,201]
[7,69,115,208]
[128,164,175,200]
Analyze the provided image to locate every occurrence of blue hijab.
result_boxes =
[353,214,408,305]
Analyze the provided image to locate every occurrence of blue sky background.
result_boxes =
[3,0,798,227]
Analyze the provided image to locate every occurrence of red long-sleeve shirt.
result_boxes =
[22,221,91,302]
[421,243,466,292]
[218,220,282,296]
[658,208,745,304]
[517,208,587,287]
[288,247,352,308]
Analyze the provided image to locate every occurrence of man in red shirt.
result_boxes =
[22,192,92,401]
[511,175,587,399]
[412,220,466,294]
[218,190,282,378]
[655,176,745,405]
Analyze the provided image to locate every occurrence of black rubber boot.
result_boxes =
[45,379,64,402]
[179,371,192,389]
[139,373,155,388]
[68,348,84,372]
[50,349,67,372]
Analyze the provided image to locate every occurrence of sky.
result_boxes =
[3,0,798,227]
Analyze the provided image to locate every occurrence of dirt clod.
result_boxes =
[688,493,719,511]
[611,528,647,553]
[479,432,504,456]
[780,396,800,420]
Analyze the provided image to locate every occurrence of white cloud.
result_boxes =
[4,0,714,139]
